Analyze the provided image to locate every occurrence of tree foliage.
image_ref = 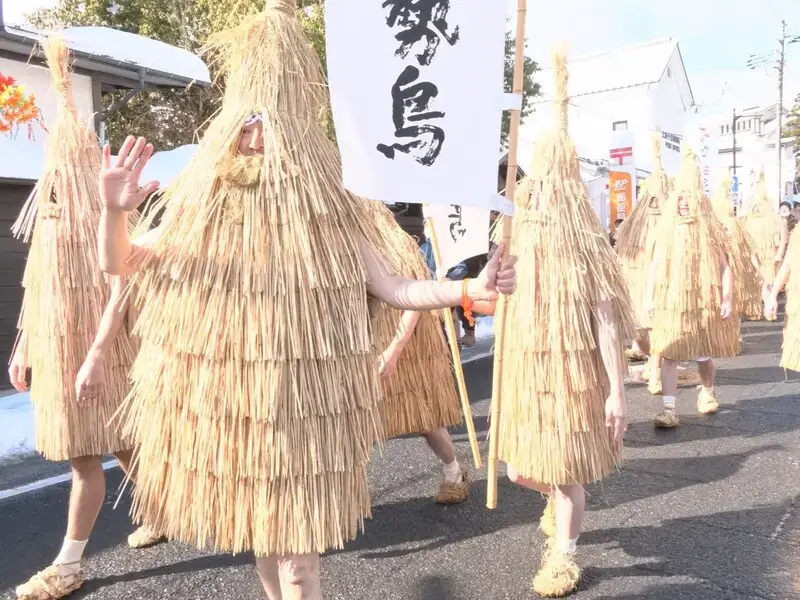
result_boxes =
[28,1,538,150]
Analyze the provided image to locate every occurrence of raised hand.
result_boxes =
[100,136,160,213]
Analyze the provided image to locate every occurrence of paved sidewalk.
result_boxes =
[1,316,798,599]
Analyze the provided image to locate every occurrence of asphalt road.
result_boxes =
[1,318,799,600]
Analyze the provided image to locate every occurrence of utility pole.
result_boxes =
[747,20,799,207]
[778,20,787,204]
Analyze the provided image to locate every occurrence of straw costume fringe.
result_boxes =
[367,202,460,438]
[743,168,784,283]
[118,2,396,558]
[615,133,671,329]
[780,229,800,370]
[650,146,740,360]
[12,36,136,461]
[712,171,763,321]
[495,47,636,486]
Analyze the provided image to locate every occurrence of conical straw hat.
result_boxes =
[494,46,635,486]
[12,35,136,460]
[119,2,396,558]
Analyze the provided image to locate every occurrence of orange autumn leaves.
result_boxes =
[0,73,43,138]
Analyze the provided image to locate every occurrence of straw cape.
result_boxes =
[711,171,763,321]
[650,147,740,360]
[780,229,800,370]
[494,48,636,486]
[615,134,671,329]
[12,36,136,461]
[743,169,784,283]
[368,203,461,438]
[117,2,398,558]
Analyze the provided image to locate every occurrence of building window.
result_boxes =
[612,120,628,131]
[747,120,752,129]
[720,125,725,135]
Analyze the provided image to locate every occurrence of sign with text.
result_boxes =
[325,0,507,208]
[423,204,489,275]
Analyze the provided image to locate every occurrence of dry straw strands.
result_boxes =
[780,230,800,370]
[368,203,460,439]
[743,169,785,283]
[650,146,740,360]
[614,133,671,329]
[12,36,136,461]
[712,171,763,321]
[494,47,636,486]
[118,3,397,558]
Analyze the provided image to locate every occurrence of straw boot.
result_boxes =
[697,387,720,415]
[128,525,166,549]
[16,564,83,600]
[434,466,470,505]
[532,540,581,597]
[653,410,679,429]
[540,496,556,538]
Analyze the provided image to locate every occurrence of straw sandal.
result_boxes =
[434,467,470,505]
[624,348,647,362]
[653,411,679,428]
[540,496,556,538]
[696,388,720,415]
[532,541,581,597]
[128,526,166,549]
[16,564,83,600]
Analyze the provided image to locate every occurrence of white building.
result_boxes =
[701,103,796,210]
[0,3,210,381]
[519,38,695,224]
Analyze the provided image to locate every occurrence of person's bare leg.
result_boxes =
[421,427,456,465]
[114,448,166,549]
[255,556,283,600]
[277,554,322,600]
[422,427,468,503]
[654,358,679,428]
[65,455,106,542]
[696,357,720,415]
[532,484,584,596]
[697,358,716,388]
[507,465,556,537]
[113,448,135,479]
[506,465,552,495]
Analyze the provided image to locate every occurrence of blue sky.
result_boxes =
[507,0,800,108]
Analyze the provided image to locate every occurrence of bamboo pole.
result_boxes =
[486,0,527,509]
[425,214,482,468]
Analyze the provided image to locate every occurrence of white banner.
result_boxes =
[325,0,507,209]
[423,204,489,275]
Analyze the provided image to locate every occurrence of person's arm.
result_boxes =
[472,300,496,316]
[8,331,28,392]
[765,259,791,320]
[98,136,160,276]
[720,254,733,319]
[776,223,789,263]
[361,241,516,311]
[594,299,626,445]
[379,310,421,378]
[75,276,130,402]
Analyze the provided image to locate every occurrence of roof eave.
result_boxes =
[0,27,209,89]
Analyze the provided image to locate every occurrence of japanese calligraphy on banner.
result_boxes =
[325,0,507,208]
[423,204,489,275]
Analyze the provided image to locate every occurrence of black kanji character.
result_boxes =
[382,0,460,66]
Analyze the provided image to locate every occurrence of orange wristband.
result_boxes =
[461,279,475,327]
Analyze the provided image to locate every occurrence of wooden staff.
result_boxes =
[425,214,483,469]
[486,0,527,509]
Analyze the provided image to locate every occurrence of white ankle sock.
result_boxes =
[54,538,87,566]
[442,460,462,483]
[556,537,578,554]
[701,385,713,394]
[663,396,676,412]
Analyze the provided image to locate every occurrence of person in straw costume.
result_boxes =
[369,204,469,505]
[711,170,770,322]
[765,228,800,365]
[7,37,162,600]
[614,133,671,395]
[743,167,788,284]
[94,3,517,598]
[493,47,634,598]
[646,145,739,429]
